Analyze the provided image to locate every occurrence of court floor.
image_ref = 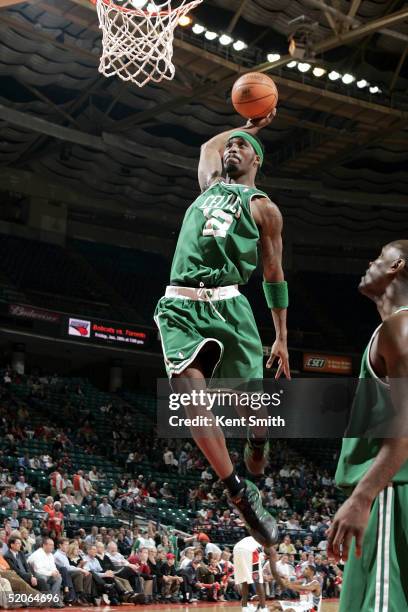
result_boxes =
[29,601,339,611]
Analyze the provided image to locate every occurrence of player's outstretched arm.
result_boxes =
[328,312,408,562]
[252,199,290,379]
[281,580,320,594]
[197,114,274,192]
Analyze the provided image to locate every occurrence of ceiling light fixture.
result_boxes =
[233,40,247,51]
[312,67,326,77]
[204,30,218,41]
[342,73,355,84]
[219,34,233,45]
[178,15,191,27]
[328,70,341,81]
[356,79,368,88]
[297,62,311,73]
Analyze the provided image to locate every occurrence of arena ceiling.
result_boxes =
[0,0,408,259]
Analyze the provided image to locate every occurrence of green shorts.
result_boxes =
[154,287,263,380]
[339,483,408,612]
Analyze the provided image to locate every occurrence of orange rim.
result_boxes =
[90,0,199,17]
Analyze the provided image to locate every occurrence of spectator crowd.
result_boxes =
[0,367,344,607]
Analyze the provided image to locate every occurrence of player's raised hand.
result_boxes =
[267,338,290,379]
[245,109,276,130]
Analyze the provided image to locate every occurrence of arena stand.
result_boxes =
[0,367,344,606]
[0,230,373,355]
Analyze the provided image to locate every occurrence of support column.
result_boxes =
[109,359,123,392]
[11,343,25,375]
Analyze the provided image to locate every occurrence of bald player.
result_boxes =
[328,240,408,611]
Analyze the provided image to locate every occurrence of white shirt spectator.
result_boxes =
[98,501,114,517]
[62,476,72,490]
[88,470,99,482]
[136,536,155,549]
[205,542,222,557]
[265,476,274,489]
[285,519,300,531]
[128,484,139,496]
[82,477,93,498]
[317,540,328,553]
[15,480,28,493]
[163,449,174,466]
[201,468,213,482]
[28,548,58,577]
[276,559,296,579]
[279,466,290,478]
[106,551,129,567]
[179,553,195,570]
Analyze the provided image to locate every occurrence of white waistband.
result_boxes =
[165,285,240,301]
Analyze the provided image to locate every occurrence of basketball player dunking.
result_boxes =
[155,113,290,546]
[328,241,408,611]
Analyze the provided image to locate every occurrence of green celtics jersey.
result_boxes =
[335,307,408,489]
[170,180,268,287]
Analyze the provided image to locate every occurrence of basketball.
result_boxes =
[231,72,278,119]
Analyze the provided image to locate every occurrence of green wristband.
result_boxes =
[263,281,289,309]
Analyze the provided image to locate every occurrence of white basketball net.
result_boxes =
[94,0,203,87]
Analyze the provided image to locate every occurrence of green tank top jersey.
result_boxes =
[170,180,268,287]
[335,307,408,489]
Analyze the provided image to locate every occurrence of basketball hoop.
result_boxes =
[91,0,203,87]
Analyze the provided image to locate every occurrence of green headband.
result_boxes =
[228,130,264,167]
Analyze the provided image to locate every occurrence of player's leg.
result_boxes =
[156,295,277,545]
[172,351,234,480]
[241,582,249,607]
[214,293,270,476]
[255,581,266,609]
[173,357,276,544]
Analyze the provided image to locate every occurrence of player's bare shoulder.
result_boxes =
[250,195,282,231]
[378,309,408,355]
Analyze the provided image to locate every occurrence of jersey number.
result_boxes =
[202,208,235,238]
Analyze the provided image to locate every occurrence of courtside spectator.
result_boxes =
[161,553,182,601]
[27,538,64,607]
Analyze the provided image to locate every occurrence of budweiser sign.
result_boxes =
[9,304,60,324]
